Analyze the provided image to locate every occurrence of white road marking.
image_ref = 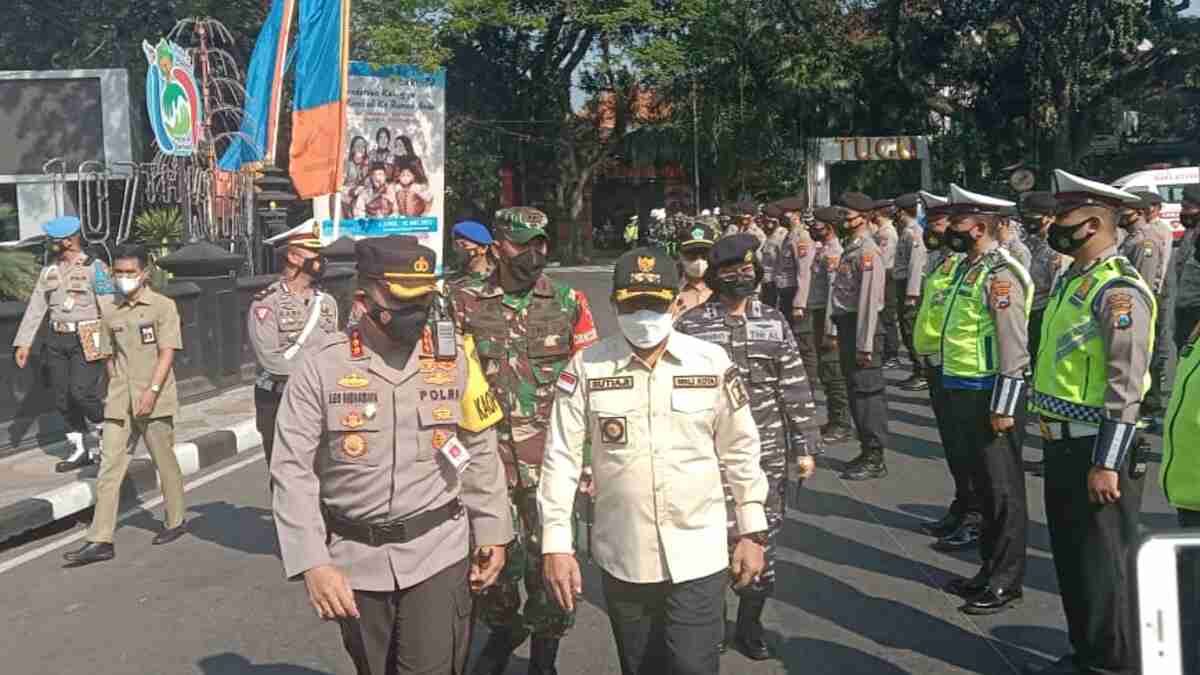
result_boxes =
[0,452,264,576]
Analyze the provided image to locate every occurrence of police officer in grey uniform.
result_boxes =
[13,215,113,472]
[1176,185,1200,352]
[892,193,928,388]
[249,220,339,472]
[873,199,902,368]
[827,192,890,480]
[271,237,512,675]
[771,210,811,320]
[1118,193,1170,419]
[1020,192,1070,371]
[675,234,820,660]
[759,219,782,308]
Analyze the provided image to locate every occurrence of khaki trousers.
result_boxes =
[88,416,185,543]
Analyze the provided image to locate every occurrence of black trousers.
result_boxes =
[1177,509,1200,675]
[43,330,105,434]
[833,314,888,451]
[944,387,1027,589]
[928,367,979,515]
[895,280,919,365]
[1044,437,1146,675]
[338,557,473,675]
[882,274,900,360]
[255,386,284,470]
[1145,293,1174,413]
[1028,308,1046,377]
[761,282,778,309]
[774,285,796,320]
[1177,306,1200,353]
[601,569,725,675]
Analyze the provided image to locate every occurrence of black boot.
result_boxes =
[471,625,529,675]
[842,449,887,481]
[733,597,771,660]
[528,636,561,675]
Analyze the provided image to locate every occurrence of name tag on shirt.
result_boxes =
[674,375,718,388]
[139,323,157,345]
[747,321,783,342]
[589,377,634,391]
[694,330,731,344]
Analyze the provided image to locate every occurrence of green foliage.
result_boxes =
[0,249,41,302]
[133,207,184,244]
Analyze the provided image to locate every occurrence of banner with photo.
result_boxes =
[328,62,446,268]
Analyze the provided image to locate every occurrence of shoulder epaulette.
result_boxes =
[253,285,278,301]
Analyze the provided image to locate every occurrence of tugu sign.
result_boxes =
[817,136,925,162]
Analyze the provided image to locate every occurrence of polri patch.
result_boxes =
[724,366,750,410]
[342,434,368,459]
[556,370,578,395]
[674,375,718,389]
[589,376,634,391]
[599,417,627,444]
[990,280,1012,310]
[1106,292,1134,330]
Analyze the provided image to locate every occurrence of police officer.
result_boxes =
[1142,192,1175,424]
[801,207,854,443]
[672,219,716,319]
[1174,185,1200,353]
[910,192,981,550]
[1027,171,1156,675]
[62,243,187,565]
[12,216,112,472]
[759,218,782,307]
[539,247,768,675]
[724,204,767,243]
[249,221,339,473]
[1116,195,1170,422]
[872,199,902,368]
[450,220,495,289]
[271,237,512,675]
[892,193,928,389]
[452,207,598,675]
[936,186,1031,614]
[772,210,813,321]
[826,192,889,479]
[675,234,820,659]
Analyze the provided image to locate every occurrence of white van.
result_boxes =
[1111,166,1199,241]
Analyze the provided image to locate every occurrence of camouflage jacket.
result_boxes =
[675,297,820,473]
[451,273,598,483]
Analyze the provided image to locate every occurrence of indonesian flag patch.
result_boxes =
[556,370,578,395]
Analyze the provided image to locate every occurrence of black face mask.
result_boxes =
[1021,218,1044,236]
[503,246,547,292]
[300,255,327,280]
[923,228,943,251]
[1048,218,1097,255]
[718,273,758,299]
[1181,212,1200,230]
[809,226,828,241]
[944,227,975,254]
[368,301,429,344]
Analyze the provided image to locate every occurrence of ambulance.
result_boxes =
[1111,165,1199,241]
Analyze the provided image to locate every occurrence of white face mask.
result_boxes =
[682,258,708,279]
[617,309,674,349]
[115,276,142,296]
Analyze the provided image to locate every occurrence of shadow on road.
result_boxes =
[124,500,279,557]
[777,636,917,674]
[197,653,332,674]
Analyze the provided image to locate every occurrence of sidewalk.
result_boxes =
[0,385,259,543]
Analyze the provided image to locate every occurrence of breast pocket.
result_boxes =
[590,394,638,454]
[747,355,778,385]
[670,389,718,447]
[526,334,572,385]
[417,406,460,463]
[326,410,385,466]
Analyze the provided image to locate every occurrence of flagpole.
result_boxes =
[266,0,296,165]
[332,0,351,241]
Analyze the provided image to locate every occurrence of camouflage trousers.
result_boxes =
[475,484,576,638]
[721,462,785,600]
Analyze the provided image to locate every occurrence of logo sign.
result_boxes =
[816,136,927,162]
[142,38,203,156]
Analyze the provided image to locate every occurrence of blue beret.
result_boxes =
[42,216,81,239]
[452,220,493,246]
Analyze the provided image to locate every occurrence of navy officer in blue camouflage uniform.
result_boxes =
[675,233,821,660]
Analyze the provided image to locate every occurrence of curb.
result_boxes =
[0,418,261,544]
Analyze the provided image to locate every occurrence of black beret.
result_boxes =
[355,235,436,280]
[837,191,875,213]
[812,206,848,225]
[612,247,678,302]
[709,234,760,269]
[894,193,920,210]
[1020,191,1058,216]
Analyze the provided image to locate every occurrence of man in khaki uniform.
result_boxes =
[672,220,717,320]
[13,216,114,472]
[63,243,187,566]
[271,237,512,675]
[249,220,339,471]
[540,247,767,675]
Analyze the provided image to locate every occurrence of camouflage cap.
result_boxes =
[493,206,550,245]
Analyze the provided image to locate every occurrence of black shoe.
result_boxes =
[733,597,771,660]
[821,425,855,444]
[961,586,1022,615]
[883,358,902,370]
[920,511,963,538]
[944,575,989,598]
[153,521,188,545]
[933,515,981,551]
[63,541,114,566]
[734,634,772,661]
[55,454,95,473]
[897,374,929,391]
[528,636,561,675]
[471,626,529,675]
[1022,654,1080,674]
[841,458,887,481]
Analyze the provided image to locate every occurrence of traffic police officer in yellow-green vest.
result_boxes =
[936,185,1032,616]
[912,192,983,552]
[1026,170,1156,675]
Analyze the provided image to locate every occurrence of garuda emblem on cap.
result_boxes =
[637,256,656,272]
[744,250,754,263]
[413,256,431,273]
[631,256,662,285]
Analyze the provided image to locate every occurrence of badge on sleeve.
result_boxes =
[139,323,157,345]
[724,366,750,411]
[1106,292,1134,329]
[990,280,1012,310]
[599,417,627,444]
[440,435,472,473]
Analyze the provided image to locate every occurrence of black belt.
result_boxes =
[257,378,288,394]
[322,498,464,546]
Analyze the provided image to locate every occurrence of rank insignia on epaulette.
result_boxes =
[964,266,981,285]
[349,330,364,359]
[421,326,434,356]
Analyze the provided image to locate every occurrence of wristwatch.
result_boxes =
[150,384,162,393]
[741,531,769,546]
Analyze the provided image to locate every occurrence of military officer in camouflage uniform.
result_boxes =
[827,192,890,479]
[452,207,599,675]
[249,220,339,472]
[675,234,820,660]
[892,194,928,389]
[271,237,512,675]
[1176,186,1200,353]
[1117,193,1170,418]
[13,216,113,472]
[672,220,716,320]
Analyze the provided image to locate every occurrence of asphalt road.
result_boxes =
[0,265,1179,675]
